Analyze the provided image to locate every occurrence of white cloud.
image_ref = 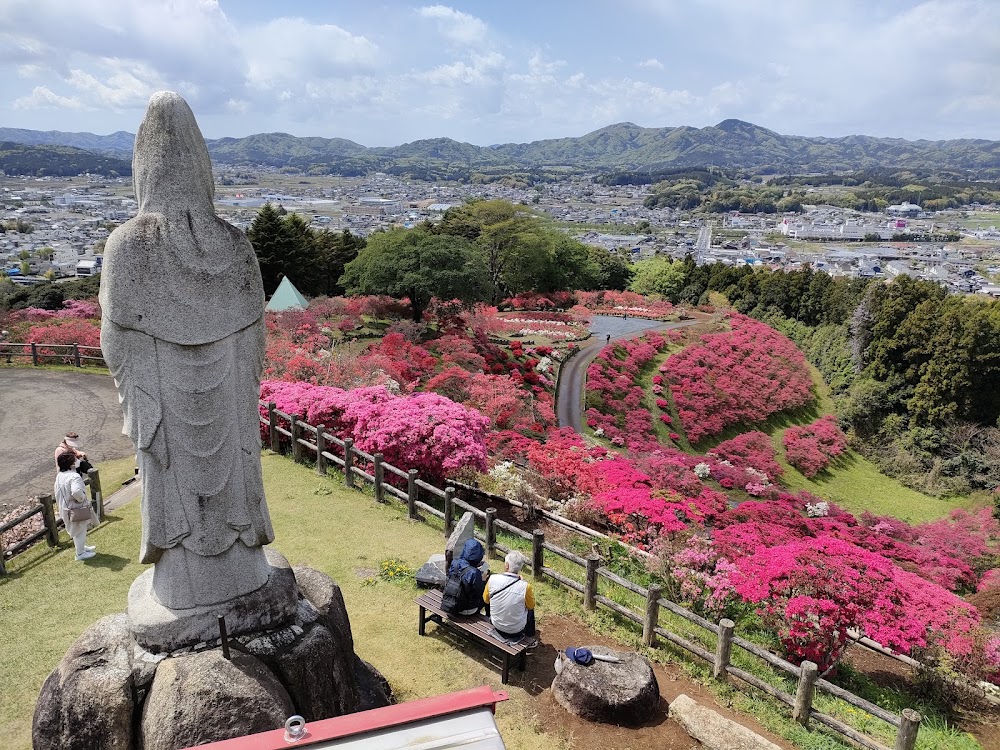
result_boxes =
[13,86,84,111]
[638,58,664,70]
[417,5,488,45]
[242,17,380,89]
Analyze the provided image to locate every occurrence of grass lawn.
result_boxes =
[0,453,566,750]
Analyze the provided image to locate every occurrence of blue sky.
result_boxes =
[1,1,998,145]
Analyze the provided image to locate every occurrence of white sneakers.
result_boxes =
[83,545,96,552]
[75,549,97,561]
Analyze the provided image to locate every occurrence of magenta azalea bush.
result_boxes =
[783,415,848,477]
[659,313,814,443]
[260,380,489,482]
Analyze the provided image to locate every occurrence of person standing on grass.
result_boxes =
[55,451,97,561]
[484,550,536,646]
[54,431,94,477]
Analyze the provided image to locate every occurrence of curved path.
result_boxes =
[556,315,703,432]
[0,369,134,511]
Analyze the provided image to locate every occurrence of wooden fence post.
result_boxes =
[267,402,280,453]
[584,554,600,611]
[443,487,455,537]
[407,470,418,519]
[714,618,735,682]
[87,468,103,523]
[290,414,303,463]
[0,533,6,576]
[484,507,497,558]
[315,426,327,475]
[73,342,81,367]
[373,453,385,503]
[31,342,39,366]
[39,493,59,547]
[532,530,545,581]
[894,709,921,750]
[642,584,661,647]
[343,438,355,488]
[793,660,819,726]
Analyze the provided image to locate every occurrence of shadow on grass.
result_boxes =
[420,623,559,697]
[82,553,131,572]
[693,399,826,453]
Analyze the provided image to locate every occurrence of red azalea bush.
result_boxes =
[577,290,674,319]
[783,416,848,477]
[660,313,813,443]
[260,380,489,482]
[584,331,669,450]
[708,431,783,482]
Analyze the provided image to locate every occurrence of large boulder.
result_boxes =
[33,614,135,750]
[293,566,354,653]
[140,650,294,750]
[669,694,783,750]
[354,656,395,711]
[552,646,659,725]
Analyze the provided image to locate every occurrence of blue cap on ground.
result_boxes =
[566,647,593,665]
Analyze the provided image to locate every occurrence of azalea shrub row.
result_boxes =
[656,498,1000,674]
[576,289,675,319]
[584,331,669,450]
[783,415,848,477]
[260,379,489,482]
[660,313,814,443]
[1,299,103,363]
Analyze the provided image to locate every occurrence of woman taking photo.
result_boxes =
[55,451,97,561]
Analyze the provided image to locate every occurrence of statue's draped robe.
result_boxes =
[100,93,273,610]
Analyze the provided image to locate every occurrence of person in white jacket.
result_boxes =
[484,551,536,645]
[54,452,96,560]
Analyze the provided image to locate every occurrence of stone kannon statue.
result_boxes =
[100,92,274,612]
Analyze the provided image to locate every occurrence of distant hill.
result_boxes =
[0,142,131,177]
[0,127,134,157]
[3,120,1000,175]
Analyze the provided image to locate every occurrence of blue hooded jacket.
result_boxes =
[448,539,486,612]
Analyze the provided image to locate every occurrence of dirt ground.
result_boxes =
[427,611,794,750]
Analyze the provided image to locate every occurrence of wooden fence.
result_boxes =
[0,469,105,575]
[261,402,922,750]
[0,341,105,368]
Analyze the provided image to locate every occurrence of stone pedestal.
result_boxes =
[552,646,659,725]
[33,559,393,750]
[128,548,298,653]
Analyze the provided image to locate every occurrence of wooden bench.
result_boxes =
[416,588,529,684]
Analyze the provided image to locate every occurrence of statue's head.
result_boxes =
[132,91,214,214]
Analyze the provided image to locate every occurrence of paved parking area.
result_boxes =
[0,368,134,510]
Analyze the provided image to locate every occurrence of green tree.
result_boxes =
[340,228,484,322]
[314,229,365,296]
[629,256,687,300]
[247,203,290,296]
[588,246,633,290]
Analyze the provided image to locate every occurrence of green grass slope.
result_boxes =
[0,453,563,750]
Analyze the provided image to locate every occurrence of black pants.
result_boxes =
[496,610,535,640]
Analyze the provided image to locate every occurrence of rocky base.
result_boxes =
[552,646,659,725]
[33,558,393,750]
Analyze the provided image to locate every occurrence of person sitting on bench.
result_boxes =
[447,539,488,616]
[484,550,536,645]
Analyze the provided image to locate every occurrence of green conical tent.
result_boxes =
[265,276,308,312]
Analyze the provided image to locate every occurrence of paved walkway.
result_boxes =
[0,368,134,511]
[555,315,704,432]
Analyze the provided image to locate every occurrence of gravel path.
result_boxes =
[0,368,134,511]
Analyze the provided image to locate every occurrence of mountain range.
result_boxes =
[3,120,1000,176]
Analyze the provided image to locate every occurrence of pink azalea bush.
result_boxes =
[260,380,489,481]
[783,415,848,477]
[660,313,814,443]
[708,431,783,483]
[584,331,669,451]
